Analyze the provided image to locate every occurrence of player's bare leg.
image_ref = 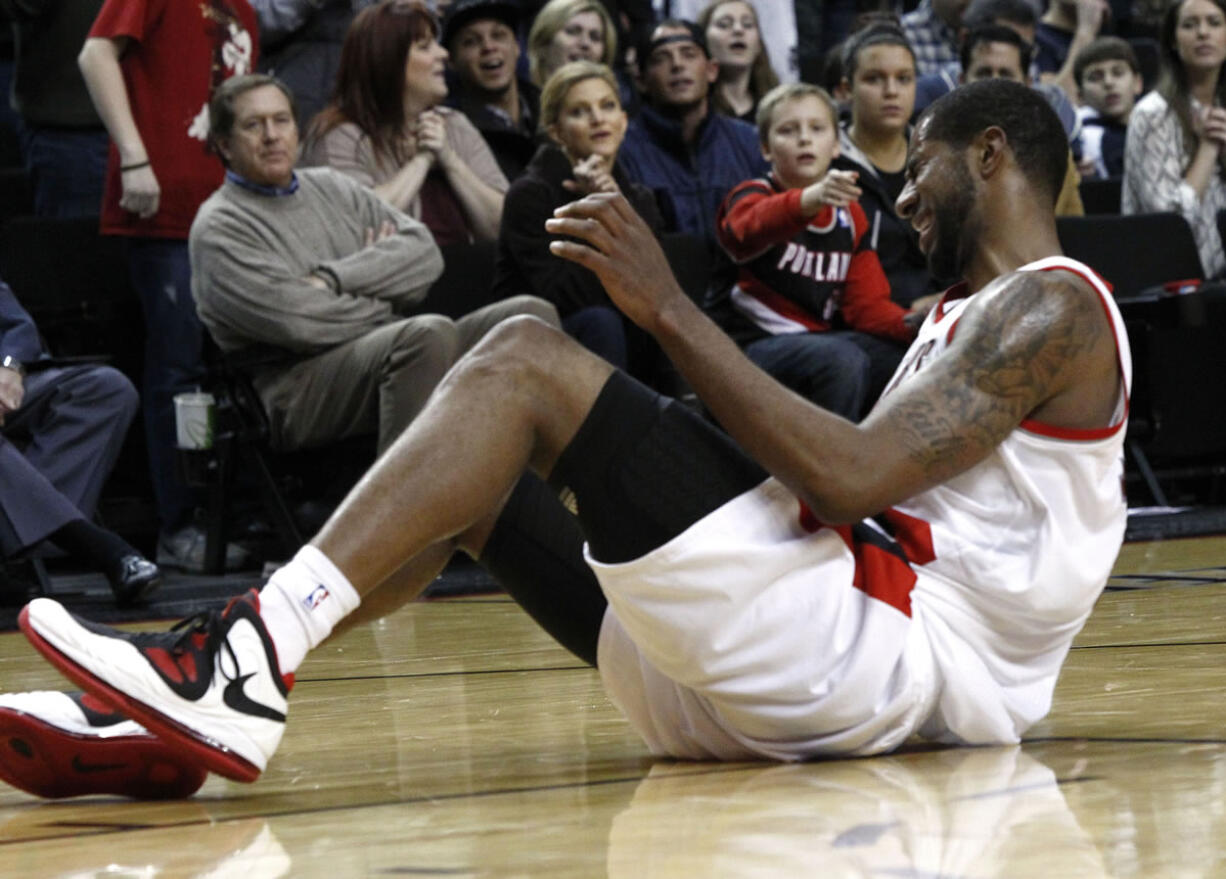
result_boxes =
[17,317,619,782]
[306,318,613,600]
[314,315,614,599]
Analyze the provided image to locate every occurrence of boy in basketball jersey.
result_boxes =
[707,82,920,420]
[7,80,1131,794]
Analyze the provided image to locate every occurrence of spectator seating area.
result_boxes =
[0,161,728,571]
[3,195,1226,559]
[1054,210,1226,511]
[1,0,1225,561]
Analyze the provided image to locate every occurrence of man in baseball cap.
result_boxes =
[443,0,539,181]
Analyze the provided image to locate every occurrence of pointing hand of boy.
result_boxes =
[801,169,861,215]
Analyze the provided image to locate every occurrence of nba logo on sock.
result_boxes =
[303,584,330,611]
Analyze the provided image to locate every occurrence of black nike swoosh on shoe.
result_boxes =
[223,674,287,723]
[71,755,129,773]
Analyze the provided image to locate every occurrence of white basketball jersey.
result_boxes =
[885,256,1132,744]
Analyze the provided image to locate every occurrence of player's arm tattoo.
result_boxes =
[886,273,1107,480]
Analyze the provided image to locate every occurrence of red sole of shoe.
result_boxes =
[0,707,208,799]
[18,606,263,784]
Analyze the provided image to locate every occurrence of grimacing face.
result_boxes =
[896,123,979,281]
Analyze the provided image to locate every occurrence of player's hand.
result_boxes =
[119,163,160,219]
[0,365,24,424]
[563,154,620,196]
[807,169,861,208]
[546,192,684,334]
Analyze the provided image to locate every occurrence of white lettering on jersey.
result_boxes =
[775,243,852,283]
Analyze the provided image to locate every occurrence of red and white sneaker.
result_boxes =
[0,690,208,799]
[19,590,292,783]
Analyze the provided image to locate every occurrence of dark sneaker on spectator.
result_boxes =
[0,690,208,799]
[157,524,253,573]
[19,591,291,783]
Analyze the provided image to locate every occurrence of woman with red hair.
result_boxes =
[304,0,506,244]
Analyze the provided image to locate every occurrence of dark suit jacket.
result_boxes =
[0,279,45,365]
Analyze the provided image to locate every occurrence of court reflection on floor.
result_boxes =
[606,745,1107,877]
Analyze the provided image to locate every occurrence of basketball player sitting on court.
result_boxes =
[707,81,921,421]
[4,79,1131,797]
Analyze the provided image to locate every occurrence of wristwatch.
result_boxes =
[1,355,25,376]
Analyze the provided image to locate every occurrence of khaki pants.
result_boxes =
[256,296,557,453]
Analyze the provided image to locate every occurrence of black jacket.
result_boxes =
[494,143,662,316]
[832,127,943,307]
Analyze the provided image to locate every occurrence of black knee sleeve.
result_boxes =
[551,371,766,565]
[479,474,606,667]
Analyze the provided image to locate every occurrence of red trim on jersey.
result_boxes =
[1019,261,1130,440]
[1018,419,1122,440]
[796,502,934,618]
[877,508,937,565]
[838,527,917,617]
[932,282,971,323]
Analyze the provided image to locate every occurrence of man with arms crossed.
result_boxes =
[10,79,1130,790]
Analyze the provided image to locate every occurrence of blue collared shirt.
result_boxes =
[225,169,300,196]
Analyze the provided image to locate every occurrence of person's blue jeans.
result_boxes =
[19,124,108,218]
[127,238,205,533]
[745,330,905,421]
[562,305,629,371]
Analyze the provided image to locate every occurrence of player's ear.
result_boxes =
[975,125,1007,179]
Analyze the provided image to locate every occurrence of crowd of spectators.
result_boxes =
[0,0,1222,594]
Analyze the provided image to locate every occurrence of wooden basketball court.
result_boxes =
[0,534,1224,877]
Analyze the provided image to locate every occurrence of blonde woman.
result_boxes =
[494,61,662,376]
[526,0,618,87]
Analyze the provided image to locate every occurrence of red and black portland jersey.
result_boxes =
[715,175,912,342]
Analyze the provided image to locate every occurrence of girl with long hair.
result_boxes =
[698,0,780,122]
[831,21,938,307]
[1123,0,1226,277]
[526,0,618,87]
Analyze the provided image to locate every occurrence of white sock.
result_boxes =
[258,545,361,675]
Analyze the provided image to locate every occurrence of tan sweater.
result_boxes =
[188,167,443,357]
[301,107,509,220]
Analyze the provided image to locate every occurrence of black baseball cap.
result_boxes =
[639,19,710,63]
[441,0,521,48]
